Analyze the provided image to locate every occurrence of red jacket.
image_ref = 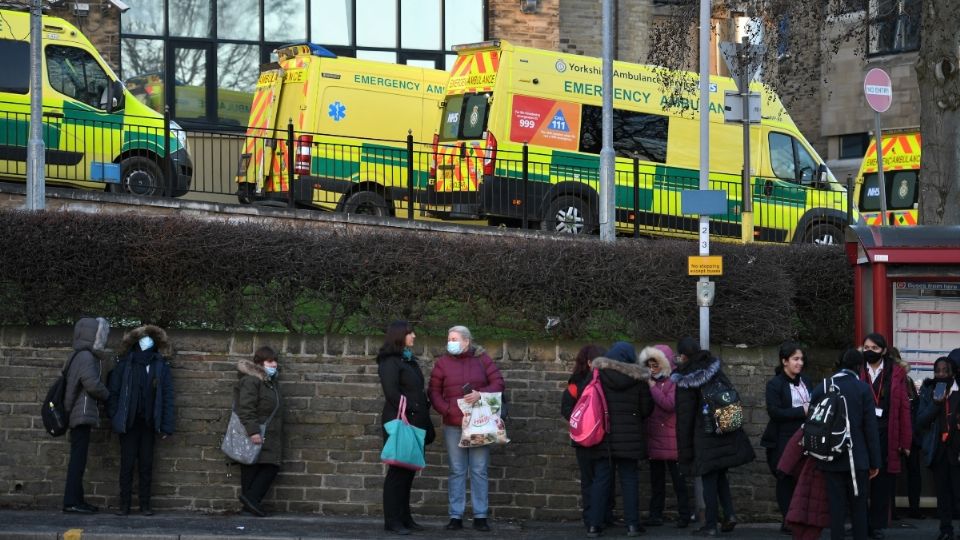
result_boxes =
[859,361,912,474]
[429,347,505,427]
[778,429,829,537]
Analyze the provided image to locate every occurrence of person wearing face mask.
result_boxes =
[107,325,175,516]
[760,342,812,535]
[917,357,960,540]
[429,325,504,533]
[234,345,284,517]
[858,333,912,540]
[377,321,435,535]
[640,344,691,529]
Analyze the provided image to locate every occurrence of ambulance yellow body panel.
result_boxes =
[427,40,849,243]
[853,131,920,226]
[0,9,192,196]
[235,44,448,217]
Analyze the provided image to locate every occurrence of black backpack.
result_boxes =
[801,373,860,492]
[700,375,744,435]
[41,351,79,437]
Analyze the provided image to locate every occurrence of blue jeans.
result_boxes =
[589,458,639,528]
[443,426,490,519]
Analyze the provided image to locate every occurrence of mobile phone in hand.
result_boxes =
[462,383,473,395]
[934,382,948,401]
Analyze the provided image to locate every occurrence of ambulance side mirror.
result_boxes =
[106,80,125,113]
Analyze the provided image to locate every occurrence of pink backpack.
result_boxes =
[569,369,609,447]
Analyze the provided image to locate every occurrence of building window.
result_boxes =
[120,0,486,128]
[868,0,920,55]
[839,133,870,159]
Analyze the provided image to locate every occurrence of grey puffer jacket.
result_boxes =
[64,317,111,428]
[235,359,284,465]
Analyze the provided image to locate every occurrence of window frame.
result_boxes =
[867,0,921,56]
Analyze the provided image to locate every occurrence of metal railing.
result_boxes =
[0,107,850,243]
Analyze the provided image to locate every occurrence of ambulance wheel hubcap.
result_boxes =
[555,206,584,234]
[125,170,159,196]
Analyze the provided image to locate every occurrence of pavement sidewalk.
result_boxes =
[0,510,943,540]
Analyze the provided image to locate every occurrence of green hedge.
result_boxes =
[0,210,853,346]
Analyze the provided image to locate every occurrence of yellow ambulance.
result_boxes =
[427,40,850,244]
[853,130,920,226]
[235,44,448,217]
[0,9,192,196]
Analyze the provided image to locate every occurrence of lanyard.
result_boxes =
[943,397,952,443]
[866,365,885,406]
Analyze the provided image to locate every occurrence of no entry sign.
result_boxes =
[864,68,893,113]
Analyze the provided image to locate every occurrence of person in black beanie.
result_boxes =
[107,325,175,516]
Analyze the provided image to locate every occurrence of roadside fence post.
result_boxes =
[287,119,295,209]
[522,143,529,229]
[846,173,853,227]
[407,130,414,221]
[633,157,640,238]
[163,106,172,196]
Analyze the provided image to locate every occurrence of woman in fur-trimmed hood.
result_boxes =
[234,346,284,517]
[672,337,754,535]
[582,341,653,537]
[107,325,175,515]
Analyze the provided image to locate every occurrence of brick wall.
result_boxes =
[558,0,654,61]
[48,1,122,72]
[0,326,803,521]
[489,0,560,50]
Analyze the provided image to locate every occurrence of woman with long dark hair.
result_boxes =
[760,341,812,534]
[560,344,610,526]
[377,321,435,535]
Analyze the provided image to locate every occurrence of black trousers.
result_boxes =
[240,463,279,506]
[869,469,895,531]
[576,447,614,525]
[63,425,91,507]
[906,442,922,513]
[383,465,416,526]
[766,448,796,519]
[649,459,690,520]
[825,469,869,540]
[118,419,156,507]
[701,468,734,530]
[932,452,960,534]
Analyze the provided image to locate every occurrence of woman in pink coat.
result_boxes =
[640,345,691,528]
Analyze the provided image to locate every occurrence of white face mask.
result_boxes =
[447,341,463,355]
[139,336,155,351]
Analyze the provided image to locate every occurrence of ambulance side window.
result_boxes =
[769,133,796,181]
[46,45,112,110]
[0,39,30,94]
[579,105,668,163]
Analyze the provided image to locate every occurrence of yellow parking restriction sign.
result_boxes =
[688,256,723,276]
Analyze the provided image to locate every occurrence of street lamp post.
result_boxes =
[26,0,45,211]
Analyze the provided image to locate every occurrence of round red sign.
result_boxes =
[864,68,893,113]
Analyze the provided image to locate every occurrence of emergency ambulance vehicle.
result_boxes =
[235,44,448,217]
[0,9,192,197]
[428,40,849,244]
[853,130,920,226]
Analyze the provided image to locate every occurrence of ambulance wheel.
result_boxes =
[804,223,843,246]
[343,191,390,217]
[118,157,165,197]
[541,195,596,235]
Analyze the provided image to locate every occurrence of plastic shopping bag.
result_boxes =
[457,392,510,448]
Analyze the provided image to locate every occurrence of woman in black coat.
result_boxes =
[582,341,653,538]
[673,337,755,537]
[377,321,436,535]
[760,342,812,534]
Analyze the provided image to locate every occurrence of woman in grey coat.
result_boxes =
[62,317,110,513]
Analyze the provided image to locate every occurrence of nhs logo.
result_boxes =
[867,187,881,197]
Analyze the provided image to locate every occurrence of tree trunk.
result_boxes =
[916,0,960,224]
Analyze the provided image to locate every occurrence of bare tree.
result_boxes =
[648,0,960,225]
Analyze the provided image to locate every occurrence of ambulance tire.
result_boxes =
[343,191,390,217]
[541,195,597,235]
[804,223,843,246]
[117,157,165,197]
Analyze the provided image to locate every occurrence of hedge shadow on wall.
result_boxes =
[0,210,852,346]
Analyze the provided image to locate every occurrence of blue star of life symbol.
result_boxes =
[328,101,346,122]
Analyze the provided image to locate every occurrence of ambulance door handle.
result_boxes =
[763,180,774,197]
[43,111,64,119]
[459,143,466,159]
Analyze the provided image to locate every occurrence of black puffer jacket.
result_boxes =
[587,356,654,460]
[673,351,755,476]
[378,350,436,446]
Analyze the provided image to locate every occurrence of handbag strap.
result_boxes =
[232,379,281,431]
[396,394,410,424]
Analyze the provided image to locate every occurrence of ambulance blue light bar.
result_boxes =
[275,43,337,61]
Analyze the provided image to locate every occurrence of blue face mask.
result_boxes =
[264,366,277,378]
[138,336,154,351]
[447,341,463,355]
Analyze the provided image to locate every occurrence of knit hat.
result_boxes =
[606,341,638,364]
[677,336,700,358]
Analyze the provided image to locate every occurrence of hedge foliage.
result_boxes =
[0,210,853,346]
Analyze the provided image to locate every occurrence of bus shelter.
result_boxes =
[845,225,960,379]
